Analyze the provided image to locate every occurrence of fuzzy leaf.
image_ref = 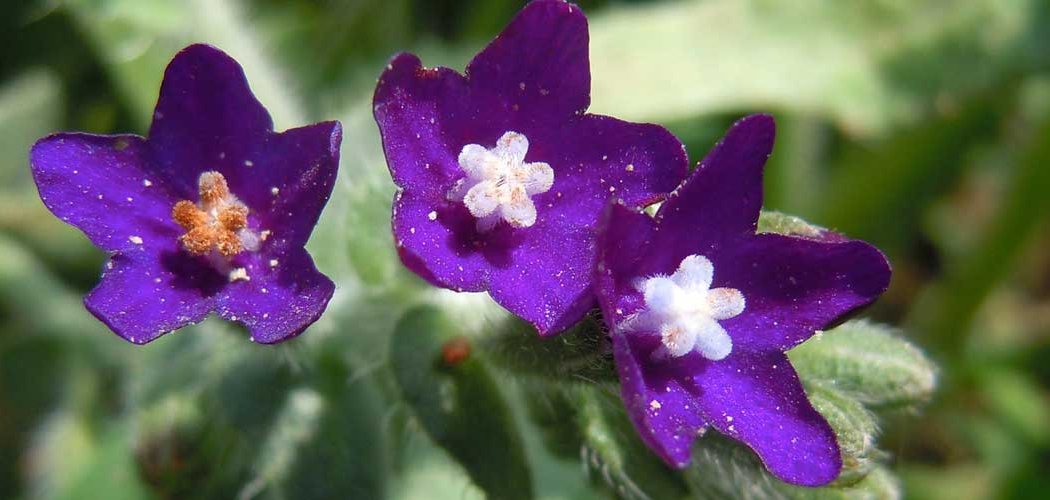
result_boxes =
[482,315,617,386]
[522,384,586,461]
[687,433,900,499]
[790,320,937,410]
[806,385,881,485]
[575,387,690,500]
[757,210,831,238]
[391,306,533,500]
[275,353,388,500]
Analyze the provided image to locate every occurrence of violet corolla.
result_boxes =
[595,115,892,486]
[29,44,341,344]
[373,0,687,335]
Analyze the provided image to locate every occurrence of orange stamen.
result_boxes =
[172,200,208,230]
[172,171,254,257]
[179,226,218,255]
[217,204,248,231]
[198,171,231,205]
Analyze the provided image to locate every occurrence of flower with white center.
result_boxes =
[621,255,745,361]
[449,131,554,231]
[375,0,688,336]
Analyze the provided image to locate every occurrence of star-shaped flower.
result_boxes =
[29,44,341,344]
[595,115,891,486]
[373,0,687,335]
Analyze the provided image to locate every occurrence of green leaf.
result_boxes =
[757,210,832,239]
[521,384,586,461]
[270,354,388,500]
[789,321,937,410]
[575,387,689,500]
[909,109,1050,354]
[391,306,534,500]
[27,415,153,500]
[60,0,303,129]
[0,70,99,277]
[482,315,617,386]
[588,0,1047,136]
[687,433,900,499]
[806,386,880,485]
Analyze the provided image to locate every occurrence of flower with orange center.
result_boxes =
[172,171,260,258]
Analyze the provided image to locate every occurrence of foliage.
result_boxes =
[2,0,1049,498]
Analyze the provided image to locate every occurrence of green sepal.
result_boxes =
[687,433,900,499]
[790,320,937,411]
[757,210,832,238]
[806,385,881,485]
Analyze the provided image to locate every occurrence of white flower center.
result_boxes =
[619,255,745,361]
[449,131,554,232]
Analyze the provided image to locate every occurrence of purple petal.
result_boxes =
[718,234,891,351]
[30,133,180,252]
[374,53,482,200]
[147,44,274,196]
[690,351,841,486]
[615,333,841,486]
[595,202,659,324]
[487,116,685,334]
[391,190,495,292]
[238,121,342,249]
[146,45,342,238]
[654,114,774,257]
[613,332,708,467]
[85,247,224,344]
[216,250,335,344]
[467,0,589,119]
[537,114,688,211]
[32,44,341,345]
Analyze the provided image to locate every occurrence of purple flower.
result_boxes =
[29,44,340,345]
[373,0,687,335]
[595,115,891,486]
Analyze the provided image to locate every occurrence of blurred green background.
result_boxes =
[1,0,1049,498]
